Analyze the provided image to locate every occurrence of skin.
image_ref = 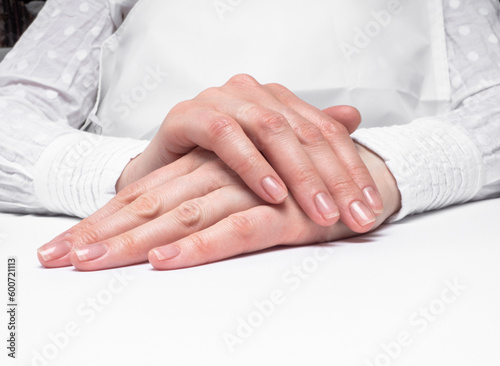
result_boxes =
[37,76,398,270]
[37,145,401,271]
[115,75,383,231]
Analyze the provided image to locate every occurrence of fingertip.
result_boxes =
[363,187,384,215]
[148,246,182,270]
[148,250,162,269]
[343,105,362,126]
[68,247,96,271]
[320,213,341,227]
[148,250,173,271]
[314,192,340,225]
[68,250,82,269]
[68,243,113,271]
[262,176,288,203]
[344,200,377,233]
[37,253,72,268]
[37,241,73,268]
[322,105,362,134]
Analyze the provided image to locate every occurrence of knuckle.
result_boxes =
[198,86,221,100]
[291,164,317,186]
[231,152,261,176]
[320,120,349,139]
[188,233,211,257]
[175,200,205,229]
[328,177,355,195]
[252,110,289,145]
[131,194,162,220]
[115,182,142,206]
[228,213,255,246]
[256,111,288,131]
[344,162,369,181]
[207,116,236,142]
[265,82,294,102]
[73,228,100,247]
[295,123,324,146]
[117,232,142,258]
[227,73,259,87]
[168,99,194,116]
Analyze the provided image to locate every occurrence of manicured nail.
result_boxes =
[363,187,384,214]
[153,245,181,261]
[262,176,288,202]
[74,243,109,262]
[38,241,72,261]
[315,193,339,220]
[350,201,376,226]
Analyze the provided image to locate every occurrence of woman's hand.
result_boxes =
[37,145,400,271]
[117,74,383,232]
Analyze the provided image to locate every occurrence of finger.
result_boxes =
[38,156,233,268]
[216,87,368,227]
[71,158,239,247]
[68,185,262,271]
[189,81,346,226]
[224,85,376,230]
[149,185,380,271]
[148,197,338,270]
[266,84,384,218]
[265,106,377,232]
[235,103,342,226]
[293,133,378,232]
[37,149,216,267]
[321,105,362,134]
[149,204,291,270]
[159,103,290,205]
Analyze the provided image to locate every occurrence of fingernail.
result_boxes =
[38,241,72,261]
[74,243,109,262]
[363,187,384,214]
[350,201,376,226]
[262,176,288,202]
[315,193,339,220]
[153,245,181,261]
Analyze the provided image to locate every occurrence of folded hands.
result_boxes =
[38,75,401,271]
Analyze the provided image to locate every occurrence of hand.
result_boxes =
[117,74,383,232]
[37,145,400,271]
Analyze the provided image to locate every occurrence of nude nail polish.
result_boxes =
[315,193,340,220]
[350,201,376,226]
[74,243,109,262]
[262,176,288,202]
[153,245,181,261]
[37,241,72,261]
[363,186,384,214]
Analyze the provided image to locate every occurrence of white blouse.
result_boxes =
[0,0,499,220]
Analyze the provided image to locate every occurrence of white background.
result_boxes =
[1,198,499,366]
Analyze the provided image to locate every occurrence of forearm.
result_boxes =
[0,0,147,216]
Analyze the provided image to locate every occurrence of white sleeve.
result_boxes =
[352,0,500,221]
[0,0,148,218]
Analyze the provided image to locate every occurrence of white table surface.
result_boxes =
[1,198,499,366]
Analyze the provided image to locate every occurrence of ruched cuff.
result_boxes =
[34,132,148,218]
[352,119,483,222]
